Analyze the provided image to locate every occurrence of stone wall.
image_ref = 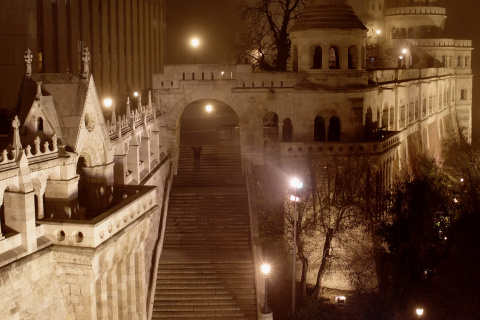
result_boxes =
[0,246,75,320]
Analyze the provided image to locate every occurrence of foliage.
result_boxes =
[236,0,306,71]
[378,156,459,312]
[286,297,341,320]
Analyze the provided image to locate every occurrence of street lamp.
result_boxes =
[290,177,303,313]
[261,264,272,317]
[376,29,381,46]
[416,308,424,319]
[191,38,199,64]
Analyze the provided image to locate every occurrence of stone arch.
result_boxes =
[36,117,44,131]
[382,102,389,130]
[282,118,293,142]
[311,45,322,69]
[314,116,326,142]
[327,117,341,141]
[348,45,358,69]
[263,112,279,145]
[365,107,374,140]
[328,46,340,69]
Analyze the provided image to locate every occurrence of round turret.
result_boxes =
[290,0,367,85]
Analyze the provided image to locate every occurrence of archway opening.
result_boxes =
[314,116,326,141]
[180,99,239,146]
[263,112,279,146]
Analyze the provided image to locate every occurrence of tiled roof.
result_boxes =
[290,0,366,32]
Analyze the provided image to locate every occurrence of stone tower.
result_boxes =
[289,0,368,87]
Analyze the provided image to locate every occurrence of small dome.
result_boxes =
[290,0,366,32]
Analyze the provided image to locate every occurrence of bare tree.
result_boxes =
[308,155,372,299]
[236,0,306,71]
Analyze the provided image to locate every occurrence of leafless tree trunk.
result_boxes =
[312,228,334,299]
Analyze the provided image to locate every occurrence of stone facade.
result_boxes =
[0,48,172,319]
[152,0,472,291]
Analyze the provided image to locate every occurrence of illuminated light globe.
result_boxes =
[402,48,407,54]
[191,38,199,48]
[206,105,213,113]
[376,29,381,35]
[134,91,139,97]
[261,264,270,275]
[103,98,112,107]
[290,178,303,189]
[416,308,424,317]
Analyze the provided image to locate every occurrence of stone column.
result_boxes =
[114,154,128,185]
[117,258,128,320]
[126,252,138,319]
[96,273,108,319]
[4,191,36,252]
[35,189,45,220]
[135,248,147,319]
[140,135,151,172]
[127,144,141,184]
[107,268,119,320]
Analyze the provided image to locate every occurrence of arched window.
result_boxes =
[427,56,435,68]
[382,104,389,130]
[400,28,406,39]
[292,45,298,72]
[327,117,340,141]
[461,89,467,100]
[312,46,322,69]
[314,116,326,141]
[457,56,461,67]
[37,117,43,131]
[329,47,340,69]
[348,45,358,69]
[408,28,414,39]
[441,56,446,67]
[282,118,293,142]
[465,56,470,67]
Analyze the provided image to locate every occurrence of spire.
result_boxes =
[82,47,91,79]
[24,49,33,76]
[12,116,22,159]
[126,97,131,119]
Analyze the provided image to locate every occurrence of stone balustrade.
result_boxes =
[40,185,157,248]
[385,6,446,16]
[280,133,401,156]
[369,67,454,84]
[153,64,298,90]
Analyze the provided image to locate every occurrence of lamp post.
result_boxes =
[261,264,273,319]
[290,178,303,313]
[376,29,381,46]
[191,38,199,64]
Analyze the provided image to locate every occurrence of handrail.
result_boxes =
[146,155,174,320]
[245,162,265,320]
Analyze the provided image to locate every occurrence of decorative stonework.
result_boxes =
[82,47,91,79]
[24,49,33,76]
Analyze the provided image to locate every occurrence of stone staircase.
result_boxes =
[153,145,257,320]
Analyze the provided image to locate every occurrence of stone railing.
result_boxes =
[369,67,453,84]
[280,133,401,156]
[391,39,472,49]
[0,134,58,167]
[385,6,446,16]
[152,64,298,89]
[40,185,158,248]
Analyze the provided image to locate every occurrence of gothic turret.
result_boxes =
[290,0,368,86]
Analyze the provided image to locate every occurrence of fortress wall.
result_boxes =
[0,247,75,320]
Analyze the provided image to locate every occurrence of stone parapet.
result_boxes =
[39,185,157,248]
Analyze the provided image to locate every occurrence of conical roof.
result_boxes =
[290,0,366,32]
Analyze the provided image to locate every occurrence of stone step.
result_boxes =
[154,299,255,306]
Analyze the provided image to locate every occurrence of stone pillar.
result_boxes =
[126,252,138,319]
[107,268,119,320]
[96,273,108,319]
[0,204,4,240]
[135,248,147,319]
[140,136,151,172]
[36,192,44,220]
[117,258,129,320]
[127,144,141,184]
[4,191,36,251]
[150,130,161,162]
[114,154,128,184]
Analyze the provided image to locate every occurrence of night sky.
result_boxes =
[167,0,480,138]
